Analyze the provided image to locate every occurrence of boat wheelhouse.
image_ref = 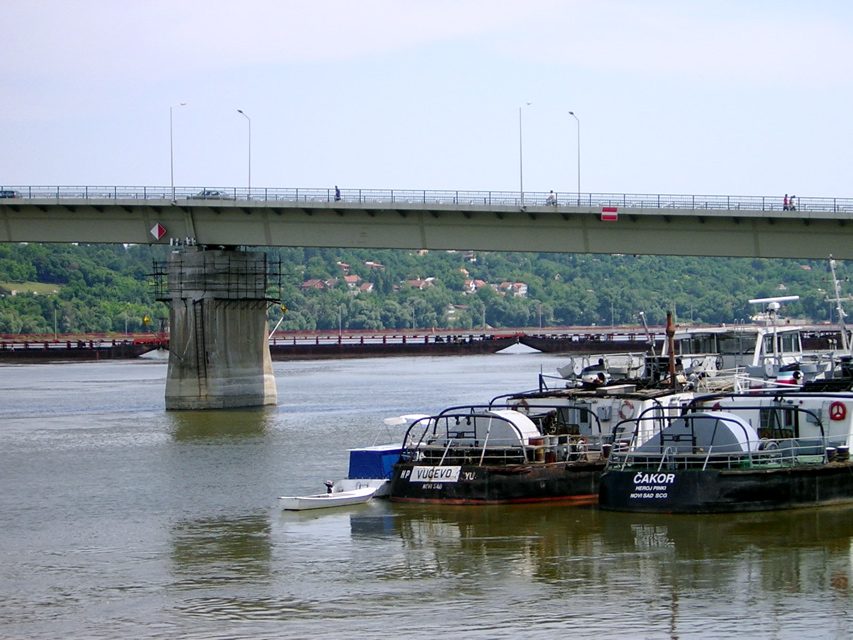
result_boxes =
[655,296,847,385]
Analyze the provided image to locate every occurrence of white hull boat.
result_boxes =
[279,485,378,511]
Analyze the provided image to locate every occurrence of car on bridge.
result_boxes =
[189,190,235,200]
[0,189,21,198]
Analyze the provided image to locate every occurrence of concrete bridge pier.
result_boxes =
[163,247,277,410]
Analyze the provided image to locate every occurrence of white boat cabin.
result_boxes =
[689,390,853,450]
[498,384,697,451]
[659,323,842,381]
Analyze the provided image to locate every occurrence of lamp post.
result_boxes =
[519,102,532,206]
[170,102,186,201]
[237,109,251,195]
[568,111,580,205]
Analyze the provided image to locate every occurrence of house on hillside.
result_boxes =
[344,275,363,292]
[300,279,326,291]
[463,279,488,294]
[499,282,529,298]
[406,277,435,290]
[300,278,339,292]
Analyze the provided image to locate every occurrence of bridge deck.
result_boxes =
[2,186,852,259]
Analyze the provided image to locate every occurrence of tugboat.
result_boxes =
[388,376,697,505]
[388,405,605,505]
[388,314,705,506]
[598,382,853,513]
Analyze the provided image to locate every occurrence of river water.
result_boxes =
[2,351,853,639]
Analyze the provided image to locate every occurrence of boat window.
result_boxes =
[779,332,801,353]
[678,335,716,355]
[719,335,755,355]
[758,407,798,439]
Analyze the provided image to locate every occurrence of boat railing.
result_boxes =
[657,446,677,472]
[615,437,839,472]
[400,411,532,461]
[609,406,845,471]
[493,399,613,445]
[399,407,610,466]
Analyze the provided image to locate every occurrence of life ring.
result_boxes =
[830,401,847,421]
[618,400,635,420]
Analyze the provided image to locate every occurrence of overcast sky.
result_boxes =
[2,0,852,198]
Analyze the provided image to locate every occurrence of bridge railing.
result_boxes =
[3,185,853,213]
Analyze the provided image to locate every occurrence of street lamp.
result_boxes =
[237,109,251,195]
[170,102,186,201]
[519,102,532,206]
[568,111,580,205]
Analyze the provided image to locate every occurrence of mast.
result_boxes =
[666,311,677,390]
[827,255,850,353]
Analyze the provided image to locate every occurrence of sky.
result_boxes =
[2,0,852,198]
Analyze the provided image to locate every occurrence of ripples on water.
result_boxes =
[1,356,853,639]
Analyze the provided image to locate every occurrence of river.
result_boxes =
[1,352,852,639]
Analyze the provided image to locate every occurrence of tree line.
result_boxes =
[0,243,845,335]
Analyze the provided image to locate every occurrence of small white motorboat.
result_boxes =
[278,484,378,511]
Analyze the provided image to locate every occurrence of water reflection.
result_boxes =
[385,502,853,597]
[270,502,853,637]
[168,408,276,441]
[171,514,272,588]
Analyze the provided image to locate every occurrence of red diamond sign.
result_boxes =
[150,223,167,240]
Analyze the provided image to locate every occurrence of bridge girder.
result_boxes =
[2,199,853,259]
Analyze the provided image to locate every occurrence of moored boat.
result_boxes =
[279,485,378,511]
[388,406,605,505]
[654,295,848,386]
[598,383,853,513]
[333,440,406,497]
[387,348,707,505]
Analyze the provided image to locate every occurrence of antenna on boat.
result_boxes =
[747,295,800,315]
[748,295,800,367]
[638,311,656,357]
[826,255,851,353]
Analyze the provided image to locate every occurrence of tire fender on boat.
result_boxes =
[570,435,588,454]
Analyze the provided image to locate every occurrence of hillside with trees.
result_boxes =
[0,243,846,334]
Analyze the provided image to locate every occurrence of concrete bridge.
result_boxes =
[4,184,851,410]
[2,185,853,259]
